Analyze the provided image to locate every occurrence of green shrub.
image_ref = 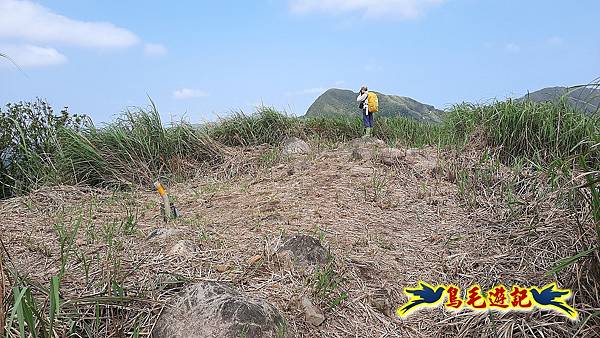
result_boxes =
[0,99,86,198]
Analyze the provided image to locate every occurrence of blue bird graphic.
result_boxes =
[530,283,577,319]
[397,281,445,317]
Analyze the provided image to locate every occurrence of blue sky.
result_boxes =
[1,0,599,124]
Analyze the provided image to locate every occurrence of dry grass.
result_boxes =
[1,140,598,337]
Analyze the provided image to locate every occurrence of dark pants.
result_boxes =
[362,109,373,128]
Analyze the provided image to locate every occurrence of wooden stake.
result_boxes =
[154,181,172,221]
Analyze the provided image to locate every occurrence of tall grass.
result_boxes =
[442,93,599,279]
[447,99,600,165]
[59,102,224,187]
[302,114,363,142]
[1,95,598,198]
[208,109,454,147]
[373,116,454,147]
[208,106,299,146]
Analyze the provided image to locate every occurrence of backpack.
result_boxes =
[367,92,379,113]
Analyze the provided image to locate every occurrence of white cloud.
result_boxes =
[289,0,445,19]
[0,44,66,67]
[172,88,209,100]
[144,43,167,56]
[0,0,139,48]
[505,43,520,53]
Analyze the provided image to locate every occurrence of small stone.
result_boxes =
[301,296,325,326]
[379,147,405,166]
[351,148,369,161]
[281,137,310,155]
[215,264,230,273]
[369,289,392,317]
[350,166,372,177]
[247,254,263,265]
[169,240,199,257]
[350,137,386,148]
[276,235,329,269]
[146,228,180,241]
[405,148,421,158]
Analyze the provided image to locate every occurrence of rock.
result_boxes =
[281,137,310,156]
[215,264,230,273]
[351,147,371,161]
[153,282,286,338]
[405,147,438,174]
[350,138,386,162]
[369,289,392,317]
[379,147,405,166]
[247,254,263,265]
[153,273,186,290]
[169,240,199,257]
[276,235,329,269]
[349,166,372,177]
[300,296,325,326]
[146,228,180,241]
[350,137,386,148]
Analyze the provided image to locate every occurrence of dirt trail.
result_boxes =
[1,140,594,337]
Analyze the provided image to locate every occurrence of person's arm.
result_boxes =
[356,92,367,102]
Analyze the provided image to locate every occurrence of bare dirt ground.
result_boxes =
[1,139,598,337]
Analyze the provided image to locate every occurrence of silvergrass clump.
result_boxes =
[446,98,600,166]
[208,106,299,146]
[302,114,363,142]
[59,100,224,187]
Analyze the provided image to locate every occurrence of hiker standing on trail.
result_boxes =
[357,85,378,138]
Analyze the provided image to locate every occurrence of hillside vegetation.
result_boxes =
[305,88,445,122]
[520,85,600,114]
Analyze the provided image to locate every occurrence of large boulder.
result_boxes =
[276,235,329,270]
[281,137,310,156]
[153,282,286,338]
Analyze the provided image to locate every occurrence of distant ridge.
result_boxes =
[305,88,445,122]
[519,86,600,114]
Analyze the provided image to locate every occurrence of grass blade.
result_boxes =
[49,276,60,335]
[546,246,598,276]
